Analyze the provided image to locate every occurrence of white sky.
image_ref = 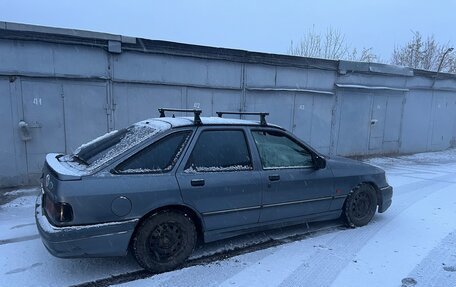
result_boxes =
[0,0,455,61]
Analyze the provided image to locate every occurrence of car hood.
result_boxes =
[326,155,385,177]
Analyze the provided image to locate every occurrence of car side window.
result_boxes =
[251,130,313,169]
[115,131,192,174]
[185,130,252,172]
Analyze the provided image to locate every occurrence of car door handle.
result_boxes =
[191,179,205,187]
[268,174,280,181]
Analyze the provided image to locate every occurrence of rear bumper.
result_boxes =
[378,185,393,213]
[35,194,138,258]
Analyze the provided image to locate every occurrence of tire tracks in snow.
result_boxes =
[72,223,344,287]
[402,230,456,287]
[0,234,40,245]
[277,171,456,287]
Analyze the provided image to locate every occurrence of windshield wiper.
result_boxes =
[72,154,89,165]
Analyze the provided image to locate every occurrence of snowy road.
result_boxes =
[1,149,456,287]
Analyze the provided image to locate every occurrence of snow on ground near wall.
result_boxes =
[0,187,40,242]
[0,149,456,287]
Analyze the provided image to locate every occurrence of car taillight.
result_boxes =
[44,194,73,223]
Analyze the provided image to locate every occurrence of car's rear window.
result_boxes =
[68,124,160,170]
[115,131,192,174]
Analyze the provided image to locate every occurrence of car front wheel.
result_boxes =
[343,184,378,227]
[132,210,197,272]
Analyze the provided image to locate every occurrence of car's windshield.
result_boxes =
[69,124,158,169]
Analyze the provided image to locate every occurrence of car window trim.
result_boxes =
[112,130,193,175]
[263,165,314,170]
[183,128,254,173]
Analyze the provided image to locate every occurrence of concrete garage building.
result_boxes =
[1,22,455,188]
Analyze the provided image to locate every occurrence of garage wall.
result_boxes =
[0,27,456,187]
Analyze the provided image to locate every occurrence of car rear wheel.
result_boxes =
[343,184,378,227]
[132,210,197,272]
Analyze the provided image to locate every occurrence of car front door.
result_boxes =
[176,127,262,232]
[250,129,335,223]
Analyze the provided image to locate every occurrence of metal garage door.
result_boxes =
[293,92,333,154]
[20,80,109,180]
[21,80,66,177]
[113,83,184,128]
[245,90,294,130]
[62,82,108,153]
[336,91,371,155]
[369,92,404,153]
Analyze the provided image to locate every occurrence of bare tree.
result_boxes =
[347,47,379,63]
[449,57,456,73]
[288,27,378,62]
[391,31,455,72]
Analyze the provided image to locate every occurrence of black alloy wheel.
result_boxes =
[344,184,378,227]
[147,222,185,263]
[132,210,197,272]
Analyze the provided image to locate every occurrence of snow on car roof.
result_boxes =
[143,116,275,128]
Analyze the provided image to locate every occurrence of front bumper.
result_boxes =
[378,185,393,213]
[35,194,138,258]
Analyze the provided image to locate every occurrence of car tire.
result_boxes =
[343,184,378,227]
[132,210,197,273]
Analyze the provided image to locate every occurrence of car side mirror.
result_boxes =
[314,155,326,169]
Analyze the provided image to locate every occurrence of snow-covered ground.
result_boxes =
[1,149,456,287]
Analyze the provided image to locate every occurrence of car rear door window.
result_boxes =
[115,131,191,174]
[185,130,252,172]
[252,130,313,169]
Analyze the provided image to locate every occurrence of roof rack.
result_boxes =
[158,108,202,125]
[216,111,269,126]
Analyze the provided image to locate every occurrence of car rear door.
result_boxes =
[176,126,262,232]
[250,128,335,223]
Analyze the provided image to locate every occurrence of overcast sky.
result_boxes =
[1,0,455,61]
